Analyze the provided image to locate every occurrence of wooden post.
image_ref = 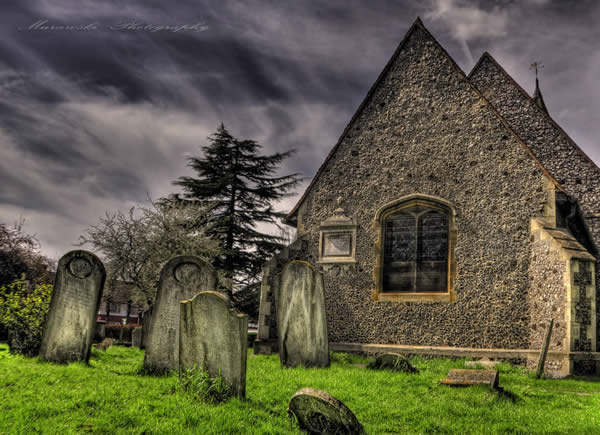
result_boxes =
[536,319,554,379]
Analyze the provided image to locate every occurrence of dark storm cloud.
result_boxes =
[0,0,598,258]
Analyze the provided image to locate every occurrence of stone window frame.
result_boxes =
[372,194,457,303]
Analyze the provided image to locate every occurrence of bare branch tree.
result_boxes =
[0,218,55,287]
[78,201,221,307]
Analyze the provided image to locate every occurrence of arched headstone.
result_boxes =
[180,291,248,398]
[288,388,365,435]
[40,250,106,363]
[275,261,329,368]
[143,255,216,372]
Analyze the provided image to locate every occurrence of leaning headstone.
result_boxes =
[39,250,105,363]
[440,369,499,390]
[367,353,417,373]
[143,255,216,373]
[132,327,143,348]
[275,261,329,368]
[180,291,248,398]
[288,388,365,435]
[536,319,554,378]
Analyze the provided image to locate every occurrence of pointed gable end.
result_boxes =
[286,20,561,225]
[469,52,600,215]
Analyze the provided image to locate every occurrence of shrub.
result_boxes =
[0,277,52,356]
[178,366,232,404]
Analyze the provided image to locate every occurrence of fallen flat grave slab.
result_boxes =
[440,369,499,390]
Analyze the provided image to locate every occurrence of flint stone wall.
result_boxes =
[470,56,600,351]
[275,261,329,367]
[40,250,106,363]
[179,291,248,398]
[144,255,216,372]
[294,26,549,349]
[527,232,568,374]
[528,236,567,352]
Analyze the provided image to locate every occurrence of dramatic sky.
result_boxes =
[1,0,599,260]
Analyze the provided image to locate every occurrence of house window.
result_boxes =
[373,195,456,302]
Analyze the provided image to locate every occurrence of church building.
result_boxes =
[255,18,600,376]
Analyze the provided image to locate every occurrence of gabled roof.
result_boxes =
[468,52,600,182]
[286,18,562,224]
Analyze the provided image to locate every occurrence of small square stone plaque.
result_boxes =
[323,233,352,257]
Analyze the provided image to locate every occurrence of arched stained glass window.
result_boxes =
[382,205,449,292]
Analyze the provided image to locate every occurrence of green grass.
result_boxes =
[1,343,600,434]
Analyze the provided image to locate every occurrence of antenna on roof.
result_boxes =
[530,61,544,79]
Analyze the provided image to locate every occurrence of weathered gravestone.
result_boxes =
[288,388,365,435]
[143,255,216,372]
[132,327,143,348]
[40,250,106,363]
[180,291,248,398]
[367,353,418,373]
[275,261,329,368]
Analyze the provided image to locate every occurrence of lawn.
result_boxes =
[1,343,600,434]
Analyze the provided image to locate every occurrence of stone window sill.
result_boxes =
[318,258,357,264]
[371,291,455,303]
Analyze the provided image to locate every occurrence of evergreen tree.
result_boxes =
[171,124,300,315]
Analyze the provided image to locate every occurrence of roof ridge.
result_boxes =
[285,21,562,222]
[468,51,600,177]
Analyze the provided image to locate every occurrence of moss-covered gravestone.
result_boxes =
[40,250,106,363]
[143,255,216,373]
[275,261,329,368]
[180,291,248,398]
[288,388,365,435]
[367,353,418,373]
